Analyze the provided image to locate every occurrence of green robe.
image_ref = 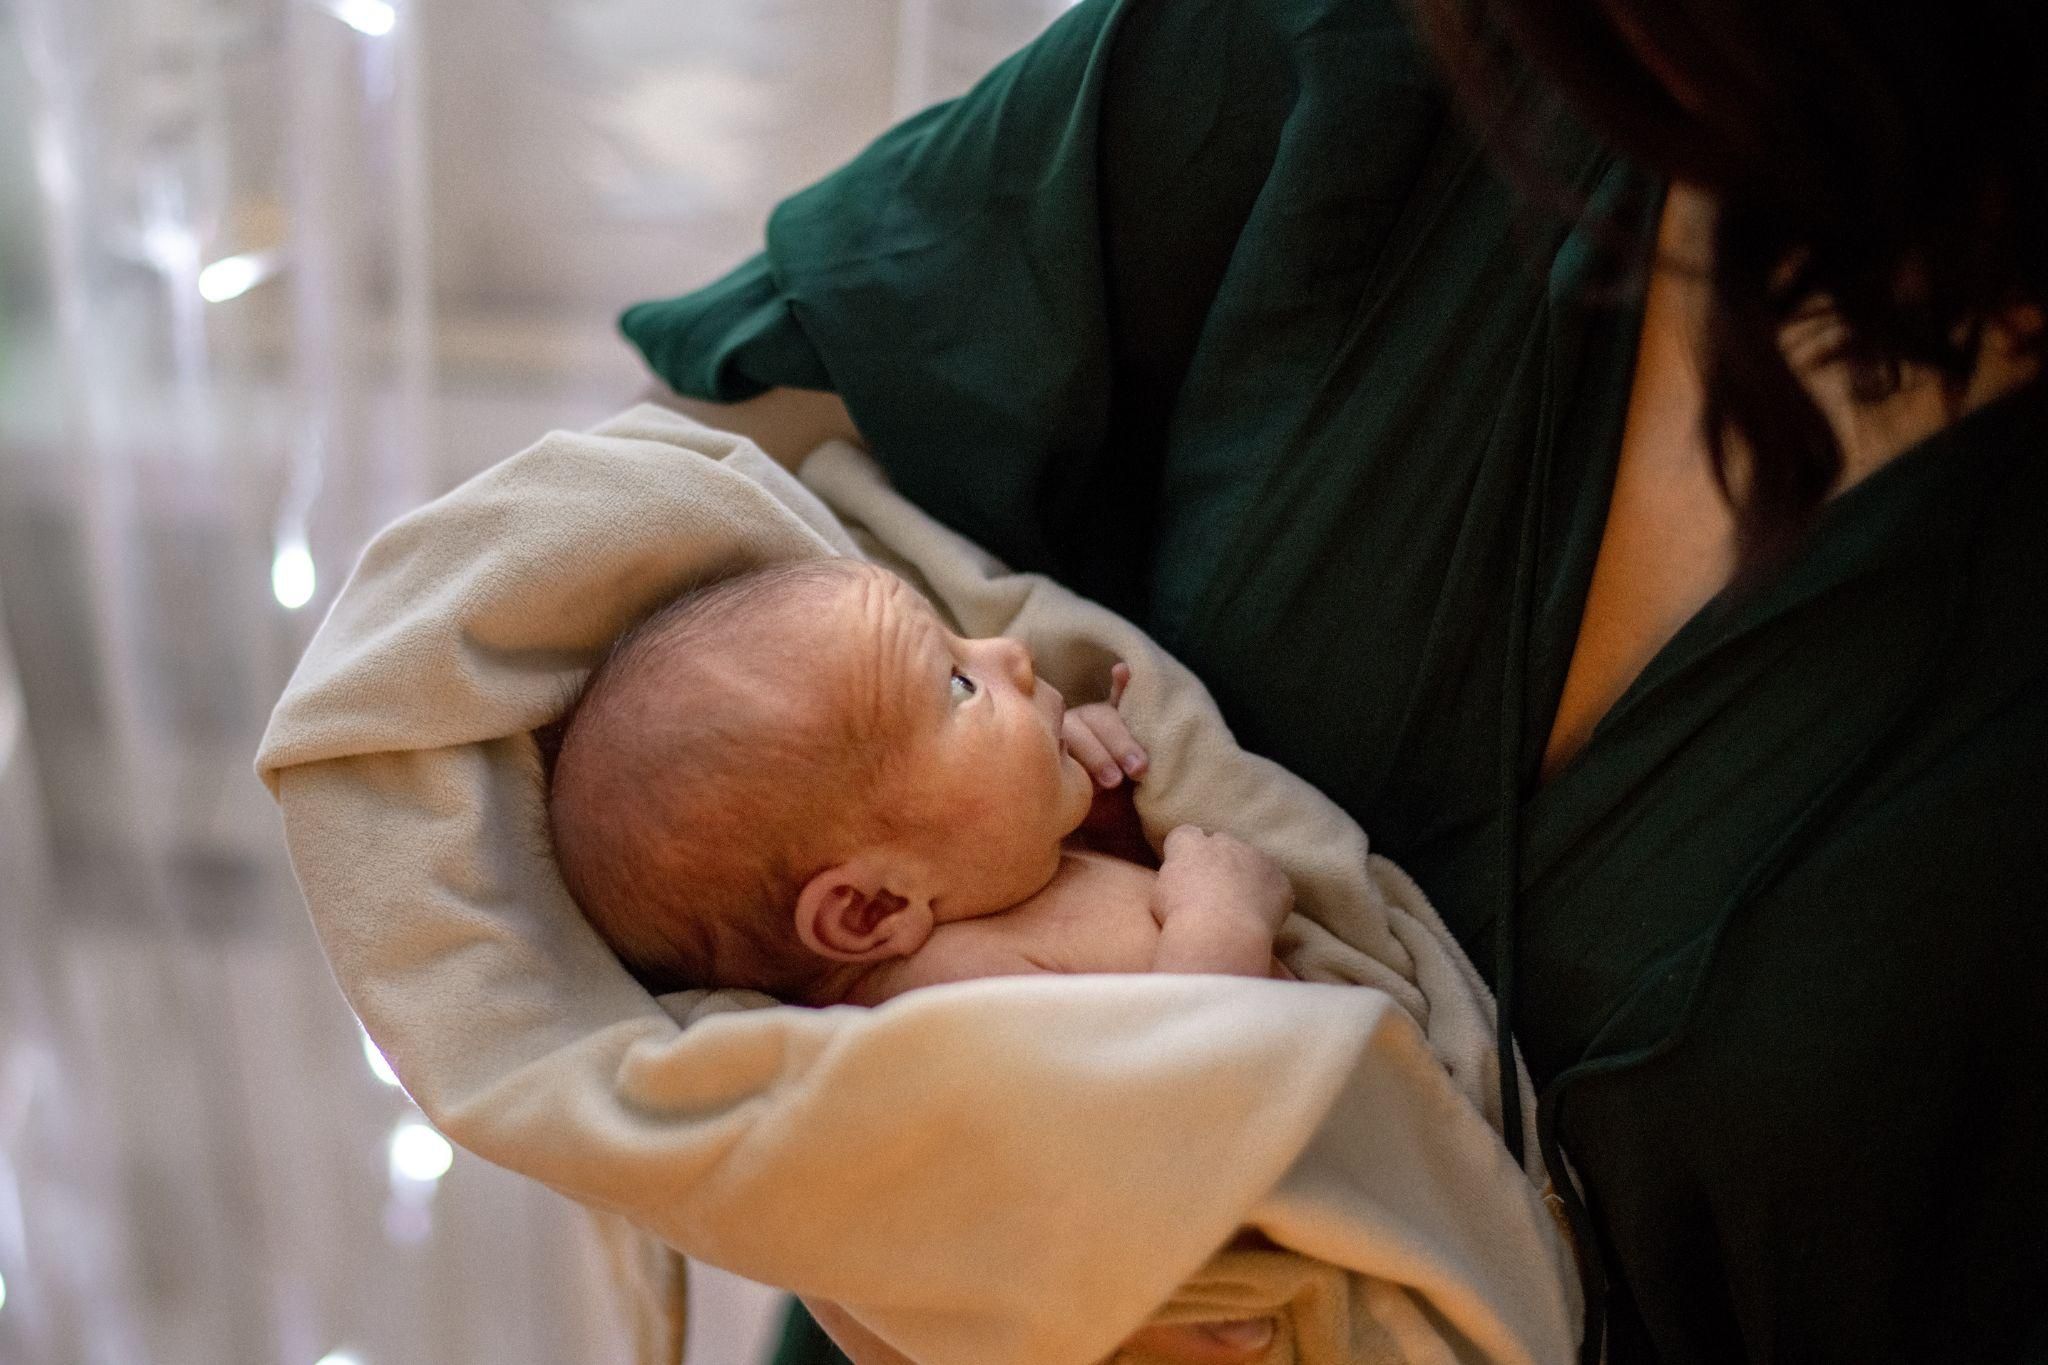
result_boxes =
[622,1,2048,1359]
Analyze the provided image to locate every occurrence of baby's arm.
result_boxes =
[1149,827,1293,978]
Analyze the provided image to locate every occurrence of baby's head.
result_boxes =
[545,559,1095,1002]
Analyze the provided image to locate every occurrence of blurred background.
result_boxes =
[0,0,1074,1360]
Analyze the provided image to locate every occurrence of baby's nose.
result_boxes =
[992,636,1036,692]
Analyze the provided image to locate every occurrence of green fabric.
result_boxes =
[771,1300,853,1365]
[628,2,2048,1361]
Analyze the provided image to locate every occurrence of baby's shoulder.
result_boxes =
[1003,849,1156,934]
[1043,848,1156,897]
[859,851,1161,1002]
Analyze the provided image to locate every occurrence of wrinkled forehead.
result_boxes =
[636,560,935,743]
[818,562,946,742]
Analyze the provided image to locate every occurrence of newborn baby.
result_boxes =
[544,558,1295,1006]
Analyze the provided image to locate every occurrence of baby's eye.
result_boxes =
[949,669,978,701]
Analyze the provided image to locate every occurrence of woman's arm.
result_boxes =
[639,382,865,471]
[803,1297,1275,1365]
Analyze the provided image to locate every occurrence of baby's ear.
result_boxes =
[795,855,935,962]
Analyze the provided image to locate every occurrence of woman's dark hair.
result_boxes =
[1414,0,2046,566]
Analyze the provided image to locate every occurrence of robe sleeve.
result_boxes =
[620,0,1388,611]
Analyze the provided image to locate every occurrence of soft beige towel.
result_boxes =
[257,406,1578,1365]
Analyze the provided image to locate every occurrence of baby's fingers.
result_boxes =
[1108,660,1131,706]
[1078,703,1148,779]
[1063,714,1124,787]
[1064,701,1147,786]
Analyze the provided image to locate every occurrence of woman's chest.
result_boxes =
[1121,151,1666,873]
[1539,208,1734,780]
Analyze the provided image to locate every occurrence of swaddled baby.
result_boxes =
[544,557,1296,1006]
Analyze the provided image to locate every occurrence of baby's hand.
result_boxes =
[1149,826,1294,978]
[1062,661,1148,789]
[1153,827,1294,932]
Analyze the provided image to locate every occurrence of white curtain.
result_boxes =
[0,1,1071,1361]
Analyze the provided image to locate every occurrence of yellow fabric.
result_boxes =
[257,406,1577,1365]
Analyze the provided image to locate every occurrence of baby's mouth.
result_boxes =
[1040,679,1066,730]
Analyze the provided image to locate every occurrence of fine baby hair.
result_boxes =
[543,558,909,999]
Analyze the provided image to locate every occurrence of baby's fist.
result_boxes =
[1154,826,1294,932]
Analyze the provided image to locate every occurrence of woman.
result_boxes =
[628,0,2047,1359]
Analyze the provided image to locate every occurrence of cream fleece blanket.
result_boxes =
[256,406,1578,1365]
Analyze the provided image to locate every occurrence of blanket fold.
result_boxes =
[257,406,1577,1365]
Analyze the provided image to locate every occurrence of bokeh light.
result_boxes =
[195,252,276,303]
[272,538,317,610]
[360,1027,401,1088]
[388,1121,453,1184]
[327,0,396,37]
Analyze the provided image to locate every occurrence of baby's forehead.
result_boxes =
[824,565,950,725]
[635,562,915,707]
[759,558,919,633]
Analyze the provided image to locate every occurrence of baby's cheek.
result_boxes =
[1059,753,1094,819]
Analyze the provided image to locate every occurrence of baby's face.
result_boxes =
[813,563,1096,920]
